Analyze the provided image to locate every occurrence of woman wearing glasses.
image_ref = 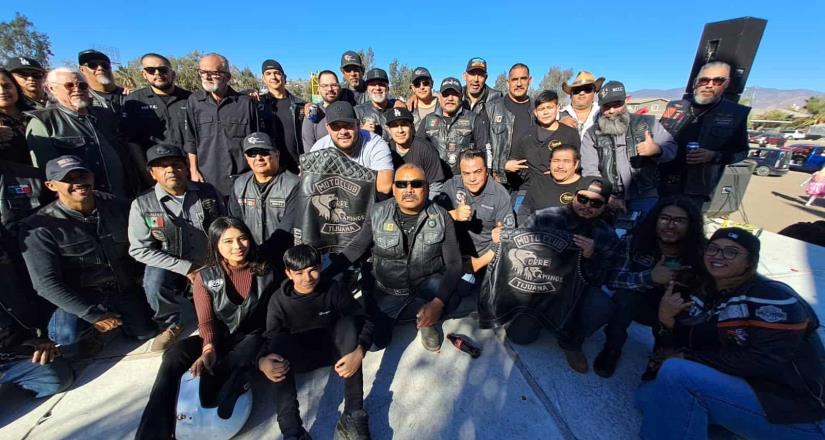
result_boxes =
[637,227,825,439]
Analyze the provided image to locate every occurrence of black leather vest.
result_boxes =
[421,108,480,176]
[588,114,658,199]
[199,265,273,335]
[485,96,534,185]
[231,170,299,244]
[354,101,394,142]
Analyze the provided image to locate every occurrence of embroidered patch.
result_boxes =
[726,328,749,346]
[151,229,166,241]
[6,184,33,195]
[202,199,216,211]
[755,305,787,323]
[383,222,395,232]
[206,278,224,291]
[494,115,503,123]
[428,118,439,128]
[242,198,257,208]
[269,198,285,208]
[144,214,164,228]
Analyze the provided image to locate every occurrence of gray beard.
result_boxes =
[369,92,386,105]
[71,97,89,109]
[97,76,112,86]
[693,90,721,105]
[598,112,630,135]
[202,82,221,93]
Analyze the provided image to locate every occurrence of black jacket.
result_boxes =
[485,96,534,186]
[122,86,192,150]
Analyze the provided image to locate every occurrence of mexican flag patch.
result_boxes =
[144,214,165,228]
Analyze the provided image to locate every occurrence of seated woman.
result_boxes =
[136,217,276,439]
[637,227,825,439]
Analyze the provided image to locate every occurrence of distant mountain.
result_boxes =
[628,87,825,111]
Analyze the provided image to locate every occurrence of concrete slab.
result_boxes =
[0,385,66,440]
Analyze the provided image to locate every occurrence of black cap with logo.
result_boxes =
[45,156,90,181]
[146,144,186,165]
[340,51,364,69]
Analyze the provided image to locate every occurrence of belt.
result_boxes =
[375,280,411,296]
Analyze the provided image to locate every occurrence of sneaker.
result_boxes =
[336,409,371,440]
[563,349,589,374]
[149,325,182,352]
[419,325,443,352]
[283,427,312,440]
[593,347,622,378]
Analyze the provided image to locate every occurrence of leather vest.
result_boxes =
[421,107,480,176]
[199,265,273,335]
[485,96,534,185]
[462,86,503,115]
[231,170,299,244]
[354,101,395,142]
[588,114,658,199]
[1,161,45,230]
[134,183,221,258]
[370,199,447,294]
[659,98,751,196]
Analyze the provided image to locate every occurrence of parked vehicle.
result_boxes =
[780,129,806,140]
[759,132,786,147]
[788,143,825,173]
[745,147,790,176]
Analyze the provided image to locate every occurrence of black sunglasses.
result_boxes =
[394,179,426,189]
[571,85,595,94]
[15,70,44,79]
[144,66,170,75]
[84,61,111,70]
[696,76,728,87]
[575,194,605,208]
[412,79,431,88]
[244,149,273,158]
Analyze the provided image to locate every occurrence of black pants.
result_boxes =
[136,333,262,440]
[602,288,661,351]
[267,314,364,433]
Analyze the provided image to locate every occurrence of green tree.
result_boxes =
[356,47,374,71]
[286,80,310,101]
[388,58,413,100]
[114,51,262,92]
[0,12,52,66]
[536,66,573,102]
[805,96,825,119]
[493,72,507,93]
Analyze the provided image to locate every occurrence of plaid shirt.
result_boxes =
[606,238,657,291]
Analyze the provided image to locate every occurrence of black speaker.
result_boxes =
[703,162,756,217]
[683,17,768,102]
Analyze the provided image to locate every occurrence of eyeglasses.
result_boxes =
[705,242,743,260]
[144,66,170,75]
[14,70,44,80]
[198,70,228,78]
[244,149,273,158]
[658,214,689,226]
[571,85,595,95]
[83,61,111,70]
[59,81,89,91]
[319,84,340,90]
[695,76,728,87]
[575,194,605,208]
[394,179,426,189]
[413,79,431,88]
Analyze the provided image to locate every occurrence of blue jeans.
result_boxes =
[636,358,825,440]
[0,357,74,397]
[143,266,188,328]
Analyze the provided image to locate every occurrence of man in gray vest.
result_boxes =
[580,81,677,218]
[229,132,299,258]
[128,144,225,352]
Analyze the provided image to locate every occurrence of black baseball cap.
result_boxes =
[146,144,186,165]
[45,155,90,181]
[412,67,432,82]
[709,227,761,262]
[465,57,488,73]
[261,59,284,74]
[364,68,389,84]
[440,77,463,95]
[384,107,414,125]
[5,56,45,73]
[576,176,613,199]
[243,132,276,152]
[340,51,363,69]
[598,81,627,106]
[325,101,358,124]
[78,49,110,66]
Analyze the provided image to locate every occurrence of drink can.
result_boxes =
[686,142,700,152]
[307,104,319,123]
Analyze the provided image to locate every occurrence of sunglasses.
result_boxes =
[244,149,273,158]
[413,79,431,88]
[695,76,728,87]
[394,179,426,189]
[571,85,595,95]
[705,243,742,260]
[575,194,605,208]
[144,66,170,75]
[84,61,111,70]
[60,81,89,91]
[198,70,228,78]
[14,70,44,79]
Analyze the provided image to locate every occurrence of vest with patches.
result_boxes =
[198,265,273,335]
[421,108,479,177]
[588,114,657,198]
[231,170,299,244]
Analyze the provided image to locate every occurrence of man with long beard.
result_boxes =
[580,81,676,218]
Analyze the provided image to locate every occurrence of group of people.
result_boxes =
[1,47,823,440]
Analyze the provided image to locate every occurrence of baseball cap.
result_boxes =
[261,59,284,74]
[340,51,364,69]
[325,101,358,124]
[465,57,488,73]
[243,132,276,152]
[440,77,463,95]
[5,56,45,73]
[576,176,613,199]
[45,155,90,181]
[709,227,761,262]
[412,67,432,82]
[146,144,186,165]
[384,107,414,125]
[363,68,389,84]
[78,49,110,66]
[598,81,627,106]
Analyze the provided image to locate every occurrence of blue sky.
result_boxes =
[5,0,823,92]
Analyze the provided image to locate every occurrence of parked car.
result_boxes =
[759,132,786,147]
[746,147,790,176]
[748,130,766,144]
[788,143,825,173]
[780,130,806,140]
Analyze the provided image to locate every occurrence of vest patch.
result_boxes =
[206,278,224,291]
[242,198,257,208]
[559,192,574,204]
[202,198,217,211]
[144,214,164,228]
[151,229,167,241]
[428,118,439,128]
[6,184,33,195]
[269,198,285,208]
[383,222,395,232]
[755,305,787,323]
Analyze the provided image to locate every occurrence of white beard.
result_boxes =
[97,76,112,86]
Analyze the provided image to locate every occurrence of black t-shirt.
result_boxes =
[519,176,580,218]
[272,97,298,160]
[396,209,419,251]
[389,138,445,185]
[511,124,580,191]
[504,97,533,147]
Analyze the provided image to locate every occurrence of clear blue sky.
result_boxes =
[5,0,823,92]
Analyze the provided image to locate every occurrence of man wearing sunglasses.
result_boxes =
[406,67,440,130]
[26,68,134,199]
[331,164,462,352]
[5,56,48,110]
[580,80,676,219]
[77,50,127,141]
[659,61,750,208]
[559,71,604,141]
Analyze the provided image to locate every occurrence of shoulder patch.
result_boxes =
[755,305,788,323]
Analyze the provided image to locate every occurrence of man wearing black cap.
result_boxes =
[77,49,127,139]
[339,50,368,106]
[385,107,444,196]
[354,68,397,142]
[229,132,299,253]
[128,144,225,352]
[406,67,440,130]
[5,56,48,110]
[462,57,503,115]
[310,101,394,195]
[417,77,489,179]
[19,155,157,357]
[184,53,259,195]
[258,59,306,174]
[301,70,343,149]
[580,80,676,218]
[486,63,534,190]
[518,177,620,372]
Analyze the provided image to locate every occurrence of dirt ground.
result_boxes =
[720,169,824,233]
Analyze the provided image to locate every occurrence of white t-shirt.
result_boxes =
[310,129,394,172]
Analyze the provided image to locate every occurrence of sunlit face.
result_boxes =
[342,65,362,87]
[439,90,462,115]
[393,167,427,213]
[80,58,113,87]
[286,265,321,294]
[656,205,690,244]
[318,73,340,104]
[508,66,531,100]
[534,101,559,126]
[45,170,94,205]
[148,157,189,193]
[244,149,279,176]
[459,157,488,195]
[263,68,285,92]
[199,55,230,93]
[141,56,174,90]
[0,74,19,109]
[11,69,44,95]
[704,238,750,280]
[217,227,250,266]
[570,84,596,110]
[367,81,388,105]
[571,189,606,219]
[48,72,89,110]
[463,69,486,95]
[387,120,413,145]
[693,64,730,105]
[549,149,579,183]
[411,77,432,100]
[327,121,359,151]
